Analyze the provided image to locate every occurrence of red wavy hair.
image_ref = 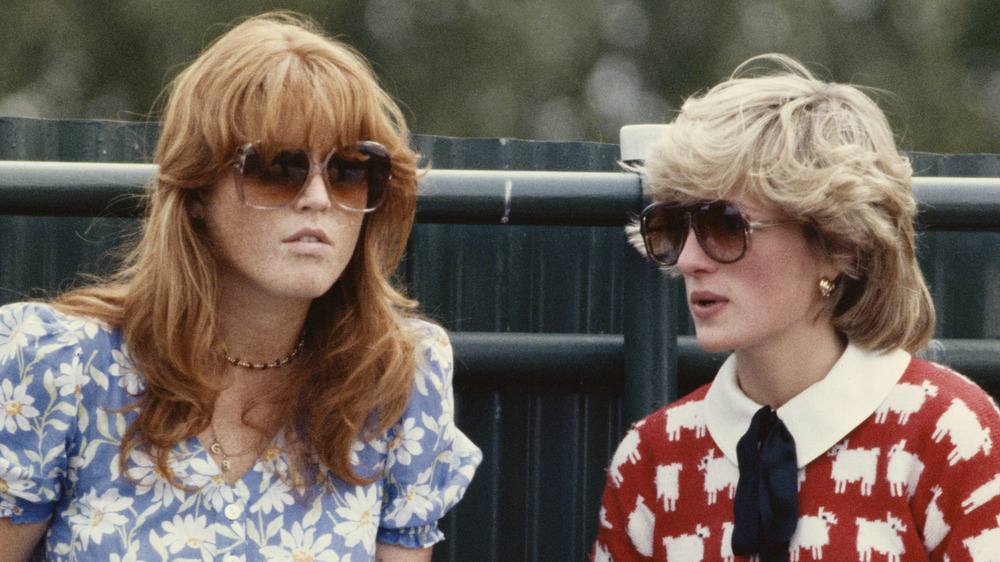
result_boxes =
[55,12,423,487]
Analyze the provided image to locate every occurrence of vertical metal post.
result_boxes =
[619,124,679,423]
[622,243,679,422]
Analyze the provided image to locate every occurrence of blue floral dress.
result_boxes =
[0,302,482,561]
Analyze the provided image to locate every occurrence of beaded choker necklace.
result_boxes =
[225,337,305,370]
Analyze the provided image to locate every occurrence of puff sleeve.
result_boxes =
[375,321,482,548]
[0,303,102,524]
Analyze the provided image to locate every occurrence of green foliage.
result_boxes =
[1,0,998,151]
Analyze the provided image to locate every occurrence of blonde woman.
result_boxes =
[0,13,480,561]
[594,55,1000,561]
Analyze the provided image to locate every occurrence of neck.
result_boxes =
[734,322,847,409]
[215,285,312,370]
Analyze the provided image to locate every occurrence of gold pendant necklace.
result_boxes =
[208,425,257,472]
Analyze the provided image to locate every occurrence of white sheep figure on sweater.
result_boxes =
[886,439,924,499]
[856,514,907,562]
[663,524,710,562]
[874,380,938,424]
[923,486,951,552]
[609,428,641,487]
[656,463,682,512]
[698,453,738,505]
[719,522,734,562]
[664,400,706,441]
[932,398,992,465]
[963,514,1000,562]
[626,495,654,557]
[828,441,880,495]
[962,473,1000,514]
[790,507,838,561]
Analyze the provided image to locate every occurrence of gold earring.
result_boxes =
[819,277,835,298]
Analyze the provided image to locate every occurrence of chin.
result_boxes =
[694,332,736,354]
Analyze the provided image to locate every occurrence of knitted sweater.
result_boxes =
[593,345,1000,561]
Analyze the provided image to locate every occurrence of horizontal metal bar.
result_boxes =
[2,161,1000,230]
[0,161,153,217]
[452,333,1000,393]
[0,161,641,225]
[450,332,623,386]
[913,177,1000,231]
[416,169,640,226]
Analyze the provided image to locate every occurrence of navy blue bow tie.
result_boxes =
[732,406,799,562]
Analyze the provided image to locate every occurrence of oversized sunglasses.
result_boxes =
[639,200,787,266]
[234,141,391,212]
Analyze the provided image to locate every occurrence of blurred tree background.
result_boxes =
[1,0,999,153]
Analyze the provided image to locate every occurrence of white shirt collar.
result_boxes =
[704,343,911,468]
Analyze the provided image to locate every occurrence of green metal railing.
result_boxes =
[3,160,1000,422]
[4,160,1000,227]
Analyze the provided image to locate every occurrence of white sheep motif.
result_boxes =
[828,441,880,496]
[720,522,734,562]
[698,453,738,504]
[856,514,907,562]
[874,380,938,424]
[923,486,951,552]
[656,463,682,511]
[609,428,642,487]
[962,473,1000,514]
[599,506,611,530]
[592,543,612,562]
[627,495,654,557]
[886,439,925,499]
[663,524,710,562]
[664,400,706,441]
[790,507,838,561]
[962,514,1000,562]
[932,398,992,465]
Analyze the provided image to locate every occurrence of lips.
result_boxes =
[283,228,331,245]
[688,290,728,319]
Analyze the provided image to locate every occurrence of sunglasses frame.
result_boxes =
[233,141,392,213]
[639,200,788,266]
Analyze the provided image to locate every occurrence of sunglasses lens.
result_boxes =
[641,205,689,266]
[239,147,310,208]
[327,142,391,212]
[695,202,747,263]
[237,142,392,211]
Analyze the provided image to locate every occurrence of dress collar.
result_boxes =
[704,343,911,468]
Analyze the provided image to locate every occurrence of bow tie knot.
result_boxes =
[732,406,799,562]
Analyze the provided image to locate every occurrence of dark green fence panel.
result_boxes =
[405,136,627,560]
[3,118,1000,561]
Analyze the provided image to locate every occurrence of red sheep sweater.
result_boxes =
[593,345,1000,561]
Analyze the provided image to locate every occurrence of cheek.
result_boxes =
[741,244,822,309]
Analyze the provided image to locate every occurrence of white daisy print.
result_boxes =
[0,474,42,505]
[250,477,295,515]
[259,521,340,561]
[386,417,425,468]
[161,513,215,559]
[54,362,90,399]
[387,481,435,527]
[54,316,99,347]
[0,306,47,364]
[109,348,143,395]
[0,379,40,433]
[68,488,134,550]
[333,486,379,553]
[124,450,188,508]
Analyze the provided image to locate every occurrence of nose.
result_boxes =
[294,165,333,211]
[675,226,716,274]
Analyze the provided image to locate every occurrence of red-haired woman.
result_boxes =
[0,12,480,562]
